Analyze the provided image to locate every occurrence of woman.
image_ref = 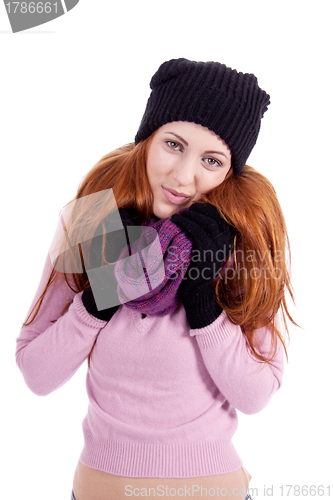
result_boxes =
[16,58,297,500]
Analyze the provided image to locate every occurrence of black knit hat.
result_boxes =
[135,58,270,175]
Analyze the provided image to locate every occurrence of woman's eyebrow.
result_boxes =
[203,150,229,159]
[164,132,189,147]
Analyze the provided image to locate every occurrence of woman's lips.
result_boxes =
[162,186,190,205]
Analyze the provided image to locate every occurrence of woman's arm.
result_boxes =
[16,253,107,396]
[190,310,285,415]
[171,203,284,413]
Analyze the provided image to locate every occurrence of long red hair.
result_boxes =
[23,135,298,364]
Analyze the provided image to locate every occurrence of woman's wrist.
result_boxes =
[82,287,119,322]
[181,284,223,329]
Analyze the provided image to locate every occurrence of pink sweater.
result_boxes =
[16,253,284,478]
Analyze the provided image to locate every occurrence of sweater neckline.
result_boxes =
[130,309,158,333]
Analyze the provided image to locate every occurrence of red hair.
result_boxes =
[23,137,298,364]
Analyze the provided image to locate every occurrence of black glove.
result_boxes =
[82,208,139,321]
[171,203,234,329]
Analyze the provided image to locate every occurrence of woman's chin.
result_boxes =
[152,206,176,220]
[153,207,183,219]
[153,200,193,220]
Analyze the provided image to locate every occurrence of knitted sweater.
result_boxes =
[16,253,284,478]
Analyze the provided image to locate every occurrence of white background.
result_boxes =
[1,1,332,499]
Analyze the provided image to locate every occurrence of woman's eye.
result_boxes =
[166,141,182,151]
[204,157,221,167]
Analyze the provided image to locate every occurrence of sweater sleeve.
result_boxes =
[189,310,285,415]
[16,253,107,396]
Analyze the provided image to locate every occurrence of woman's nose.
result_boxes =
[172,157,197,187]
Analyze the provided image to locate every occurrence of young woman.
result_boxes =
[16,58,297,500]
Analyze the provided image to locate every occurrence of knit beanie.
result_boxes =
[135,58,270,175]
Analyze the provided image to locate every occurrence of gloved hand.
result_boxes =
[82,207,139,321]
[171,203,235,329]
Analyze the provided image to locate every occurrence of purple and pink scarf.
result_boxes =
[114,216,192,316]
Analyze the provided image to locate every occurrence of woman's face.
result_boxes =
[146,121,231,219]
